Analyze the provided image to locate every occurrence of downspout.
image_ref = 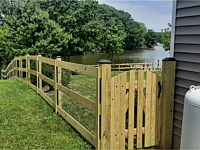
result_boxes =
[170,0,177,58]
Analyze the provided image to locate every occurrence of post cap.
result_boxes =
[98,59,112,64]
[56,56,62,61]
[162,57,176,62]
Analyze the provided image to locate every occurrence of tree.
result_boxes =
[0,2,72,65]
[45,0,128,59]
[161,25,171,51]
[0,25,12,65]
[96,5,147,50]
[102,18,126,61]
[145,29,157,48]
[0,0,149,64]
[155,32,162,44]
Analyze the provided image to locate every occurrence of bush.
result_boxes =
[29,61,71,89]
[62,69,71,87]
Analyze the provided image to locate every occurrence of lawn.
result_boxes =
[0,80,93,149]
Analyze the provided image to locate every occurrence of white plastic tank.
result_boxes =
[181,85,200,149]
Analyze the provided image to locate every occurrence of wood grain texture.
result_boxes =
[119,72,127,149]
[38,56,54,66]
[155,75,162,146]
[57,60,98,77]
[128,70,136,149]
[137,70,144,148]
[38,55,42,89]
[160,61,176,148]
[113,74,121,149]
[54,59,58,113]
[151,73,157,145]
[100,64,112,149]
[145,71,153,147]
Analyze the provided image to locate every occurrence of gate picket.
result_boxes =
[155,75,162,145]
[145,71,153,147]
[112,75,120,149]
[119,72,127,149]
[151,73,157,145]
[137,70,144,148]
[128,70,136,149]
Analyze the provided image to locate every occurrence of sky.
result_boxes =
[98,0,173,32]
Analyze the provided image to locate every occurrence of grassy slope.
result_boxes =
[0,80,92,149]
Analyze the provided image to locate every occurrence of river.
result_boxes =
[68,45,170,65]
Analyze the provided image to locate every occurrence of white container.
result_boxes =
[181,85,200,149]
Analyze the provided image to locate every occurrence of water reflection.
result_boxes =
[68,45,170,65]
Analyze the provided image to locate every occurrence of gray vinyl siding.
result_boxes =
[173,0,200,148]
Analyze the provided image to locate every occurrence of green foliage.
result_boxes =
[145,29,157,48]
[155,32,162,43]
[0,0,149,65]
[29,62,71,88]
[62,69,71,87]
[161,28,171,51]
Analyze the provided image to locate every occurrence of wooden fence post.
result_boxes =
[16,59,18,78]
[14,59,17,78]
[54,56,61,113]
[38,54,42,90]
[36,55,39,94]
[97,59,112,149]
[26,55,28,84]
[160,57,176,149]
[57,57,62,108]
[27,55,30,84]
[12,60,14,78]
[19,57,22,79]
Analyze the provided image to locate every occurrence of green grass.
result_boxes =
[69,75,96,101]
[60,75,97,135]
[0,80,93,149]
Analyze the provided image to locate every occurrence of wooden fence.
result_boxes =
[92,61,162,72]
[1,55,176,149]
[111,62,162,71]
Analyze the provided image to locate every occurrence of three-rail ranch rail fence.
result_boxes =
[1,55,176,149]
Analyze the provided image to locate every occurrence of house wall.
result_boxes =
[172,0,200,148]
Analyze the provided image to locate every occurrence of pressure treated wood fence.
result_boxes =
[112,62,161,71]
[1,55,176,149]
[92,61,162,72]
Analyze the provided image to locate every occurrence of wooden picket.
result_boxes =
[128,70,136,149]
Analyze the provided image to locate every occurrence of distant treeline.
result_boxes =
[0,0,170,65]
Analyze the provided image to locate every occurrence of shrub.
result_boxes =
[29,61,71,89]
[62,69,71,87]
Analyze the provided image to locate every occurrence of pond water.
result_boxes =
[68,45,170,65]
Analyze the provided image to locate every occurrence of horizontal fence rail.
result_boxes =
[111,62,162,71]
[92,61,162,72]
[1,55,176,149]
